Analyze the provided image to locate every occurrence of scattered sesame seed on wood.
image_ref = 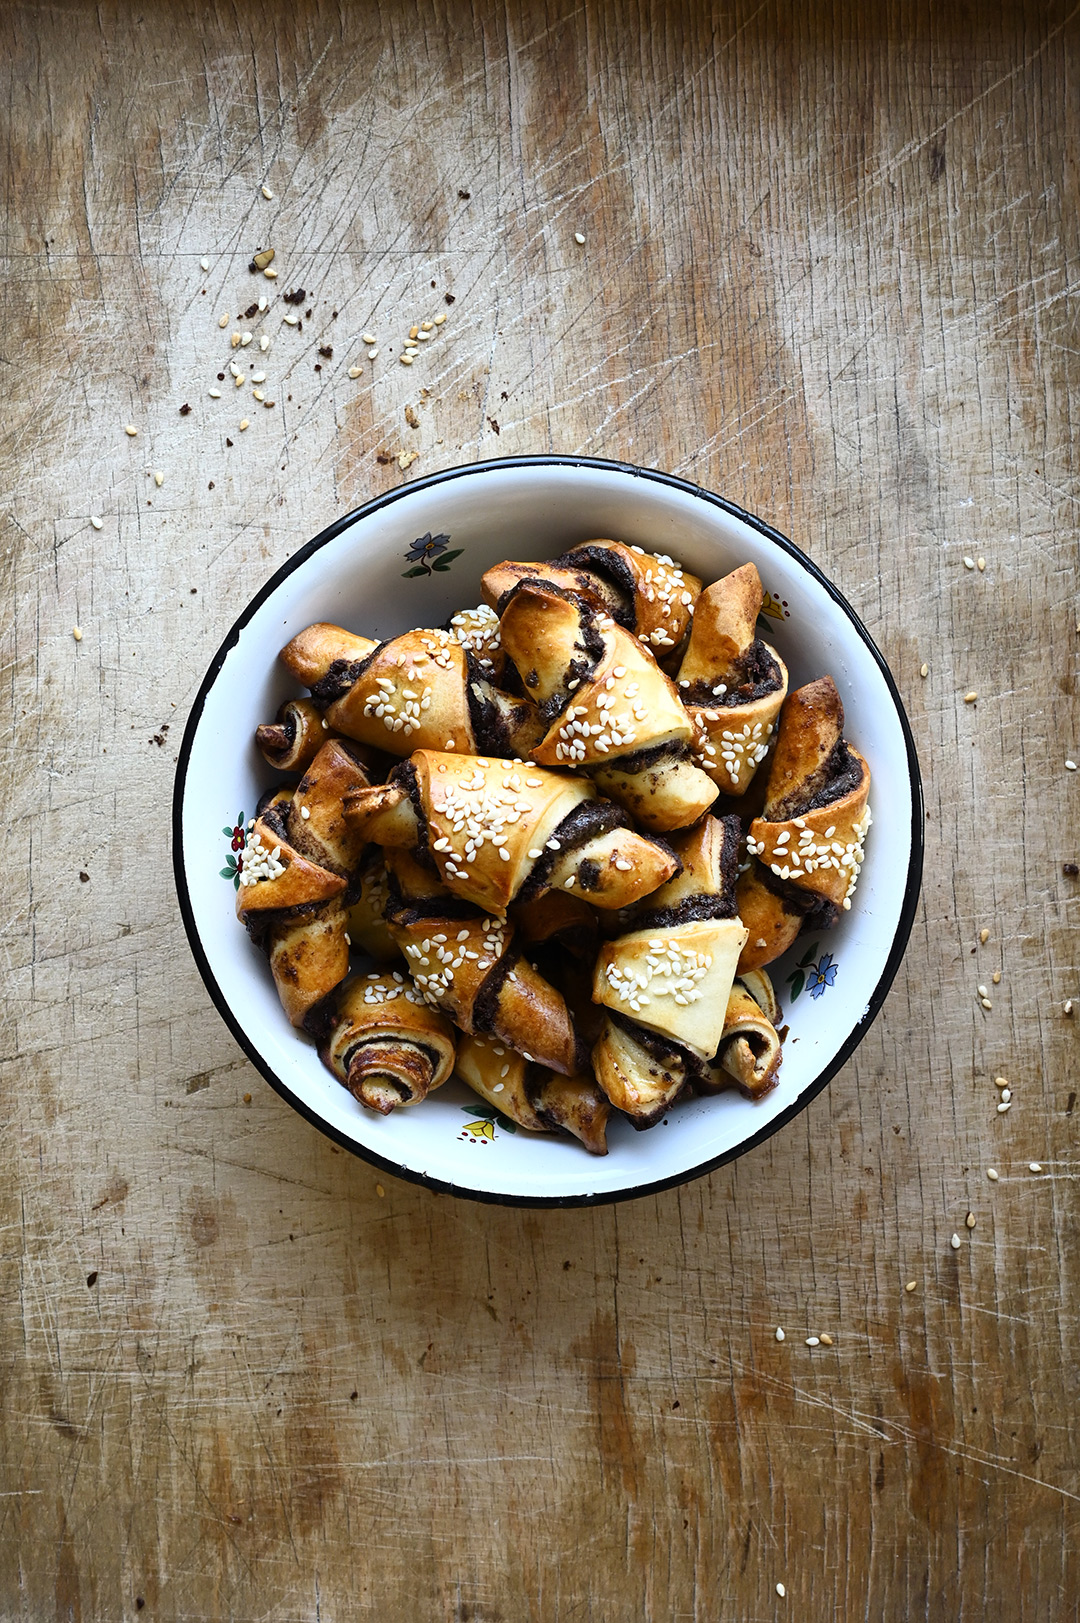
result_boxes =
[977,556,986,570]
[950,1233,961,1249]
[1029,1162,1043,1173]
[1000,1087,1011,1102]
[72,626,82,641]
[965,1212,976,1228]
[805,1336,820,1346]
[776,1583,786,1598]
[1066,760,1077,771]
[400,354,414,365]
[905,1280,918,1292]
[348,366,362,378]
[819,1333,834,1346]
[367,347,379,359]
[574,231,586,244]
[362,331,377,345]
[376,1184,385,1197]
[774,1327,784,1340]
[964,691,978,703]
[963,555,975,569]
[987,1168,999,1180]
[153,471,163,487]
[979,928,989,943]
[434,312,447,324]
[1065,999,1074,1015]
[259,335,270,351]
[264,266,278,279]
[209,388,221,398]
[239,419,249,431]
[218,313,229,327]
[282,314,299,326]
[997,1101,1011,1112]
[90,516,103,529]
[992,970,1001,984]
[199,256,210,271]
[920,662,929,677]
[261,184,273,199]
[124,425,138,436]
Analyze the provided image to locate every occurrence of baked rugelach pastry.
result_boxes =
[498,582,716,832]
[311,971,456,1114]
[589,816,749,1125]
[677,563,788,796]
[734,862,808,973]
[482,540,702,656]
[699,970,783,1099]
[386,894,587,1076]
[255,697,336,772]
[279,621,543,760]
[746,677,872,915]
[345,852,400,963]
[234,741,374,1024]
[455,1034,611,1154]
[344,750,680,915]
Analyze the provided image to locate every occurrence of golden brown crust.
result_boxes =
[455,1034,550,1132]
[734,865,804,972]
[285,740,373,874]
[748,750,872,910]
[761,677,845,820]
[324,632,474,753]
[255,698,333,772]
[268,901,350,1027]
[564,540,702,652]
[318,973,456,1113]
[531,1071,612,1154]
[593,917,748,1059]
[698,978,783,1099]
[279,623,378,685]
[590,1017,691,1127]
[678,562,761,680]
[234,818,346,917]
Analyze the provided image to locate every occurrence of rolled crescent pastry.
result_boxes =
[455,1035,612,1153]
[499,582,716,832]
[344,751,679,914]
[255,697,335,772]
[699,972,783,1098]
[346,853,400,963]
[387,901,586,1076]
[279,622,544,760]
[747,677,872,913]
[482,539,702,655]
[677,563,788,796]
[314,972,456,1114]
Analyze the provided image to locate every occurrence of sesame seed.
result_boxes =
[977,556,986,571]
[819,1333,834,1346]
[200,256,210,271]
[1000,1088,1011,1102]
[964,691,978,703]
[493,1083,505,1093]
[775,1327,784,1341]
[124,425,138,437]
[153,470,163,487]
[300,805,310,820]
[400,355,414,366]
[805,1336,820,1347]
[434,312,447,325]
[1029,1162,1042,1173]
[376,1183,385,1196]
[920,662,929,677]
[965,1212,976,1229]
[240,332,252,347]
[90,516,103,529]
[1067,760,1078,771]
[993,971,1001,984]
[997,1101,1011,1112]
[263,266,278,279]
[987,1167,999,1180]
[979,928,989,943]
[1066,999,1074,1015]
[261,184,273,199]
[209,388,221,398]
[72,626,82,641]
[283,313,299,326]
[950,1233,961,1249]
[239,418,249,431]
[348,366,362,378]
[259,335,270,351]
[963,556,975,569]
[367,347,379,359]
[218,313,229,328]
[904,1280,917,1292]
[977,984,989,999]
[776,1583,786,1598]
[574,231,586,244]
[981,998,993,1010]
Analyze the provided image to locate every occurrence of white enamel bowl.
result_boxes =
[174,457,923,1206]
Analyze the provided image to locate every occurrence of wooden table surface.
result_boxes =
[3,2,1078,1617]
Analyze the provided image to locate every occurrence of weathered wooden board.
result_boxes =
[2,1,1077,1617]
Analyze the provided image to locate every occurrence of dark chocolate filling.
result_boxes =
[339,1035,442,1096]
[769,739,866,821]
[471,942,518,1035]
[307,643,384,707]
[682,639,783,708]
[464,651,532,756]
[384,895,481,927]
[517,797,631,901]
[599,737,689,775]
[752,857,842,933]
[551,544,637,629]
[256,800,291,841]
[388,759,435,868]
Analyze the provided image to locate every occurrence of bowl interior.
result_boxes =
[176,459,919,1204]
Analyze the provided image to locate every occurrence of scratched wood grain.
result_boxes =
[2,1,1078,1618]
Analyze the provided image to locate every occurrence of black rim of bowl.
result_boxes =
[173,454,924,1208]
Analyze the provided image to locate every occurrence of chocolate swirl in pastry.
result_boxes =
[255,697,336,773]
[746,677,872,916]
[676,563,788,797]
[279,620,543,761]
[589,816,749,1125]
[455,1033,612,1154]
[386,894,587,1076]
[344,750,680,915]
[312,971,456,1114]
[234,741,374,1025]
[498,582,717,832]
[697,970,783,1099]
[482,540,702,656]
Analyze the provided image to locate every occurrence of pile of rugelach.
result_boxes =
[238,540,872,1155]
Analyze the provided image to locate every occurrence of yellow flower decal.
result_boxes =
[760,590,791,621]
[461,1119,496,1141]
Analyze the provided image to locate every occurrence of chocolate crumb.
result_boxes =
[136,1601,145,1612]
[190,587,197,594]
[350,1389,358,1400]
[458,189,471,199]
[283,287,306,305]
[226,438,233,446]
[244,303,259,319]
[217,372,225,381]
[208,481,214,489]
[314,364,321,372]
[319,345,333,359]
[1064,862,1079,876]
[179,403,191,416]
[445,292,455,304]
[305,308,312,319]
[86,1271,98,1287]
[376,453,393,464]
[487,417,500,434]
[79,871,89,882]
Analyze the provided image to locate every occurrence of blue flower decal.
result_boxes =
[402,533,463,577]
[806,952,838,1000]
